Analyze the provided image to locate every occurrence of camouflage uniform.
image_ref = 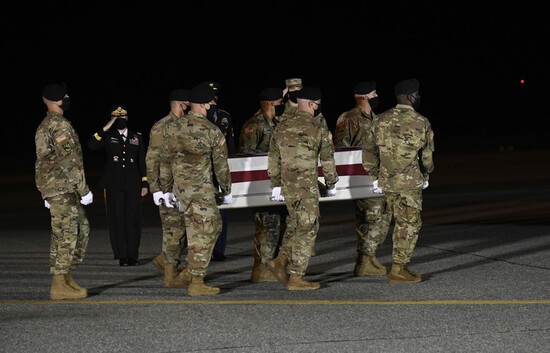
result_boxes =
[146,112,186,264]
[239,109,287,265]
[35,111,91,275]
[362,104,434,264]
[160,111,231,278]
[268,111,338,276]
[334,106,391,256]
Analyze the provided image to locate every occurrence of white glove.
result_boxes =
[222,194,233,205]
[80,191,93,205]
[163,192,176,208]
[326,188,337,197]
[44,200,51,209]
[153,191,164,206]
[270,187,284,202]
[372,180,383,194]
[422,180,429,190]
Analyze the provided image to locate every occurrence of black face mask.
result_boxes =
[274,104,285,117]
[410,96,421,110]
[313,103,322,117]
[206,105,217,122]
[368,97,379,109]
[60,97,71,112]
[115,118,127,130]
[288,91,299,104]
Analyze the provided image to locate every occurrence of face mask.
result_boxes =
[288,91,299,104]
[368,97,379,109]
[206,105,217,122]
[411,96,421,110]
[181,103,189,115]
[115,117,127,130]
[60,97,71,112]
[313,103,322,117]
[274,103,285,117]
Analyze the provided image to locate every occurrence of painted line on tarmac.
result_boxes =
[2,299,550,305]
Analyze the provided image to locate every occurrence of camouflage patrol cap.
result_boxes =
[42,83,67,101]
[169,88,190,102]
[110,105,128,117]
[353,81,376,95]
[394,78,420,95]
[295,86,321,101]
[285,78,303,90]
[190,82,216,103]
[259,88,283,101]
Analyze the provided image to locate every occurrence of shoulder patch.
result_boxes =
[55,134,67,144]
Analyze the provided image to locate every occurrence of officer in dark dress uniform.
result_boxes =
[88,106,149,266]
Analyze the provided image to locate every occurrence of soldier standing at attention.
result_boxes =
[362,78,434,283]
[147,89,190,287]
[35,83,93,300]
[238,87,287,283]
[334,81,392,277]
[160,82,232,296]
[267,87,338,291]
[88,105,149,267]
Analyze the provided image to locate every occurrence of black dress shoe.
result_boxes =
[119,259,128,267]
[127,259,141,266]
[211,253,228,262]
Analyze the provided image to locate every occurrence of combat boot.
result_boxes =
[250,259,277,283]
[50,274,87,300]
[152,253,165,273]
[286,275,320,291]
[163,263,189,288]
[65,270,88,297]
[267,252,289,285]
[388,263,421,283]
[354,255,387,277]
[187,276,220,297]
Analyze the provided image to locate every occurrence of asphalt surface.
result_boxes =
[1,150,549,353]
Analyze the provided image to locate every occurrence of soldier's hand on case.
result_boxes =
[80,191,93,205]
[163,192,176,208]
[44,200,51,209]
[270,187,284,201]
[422,180,429,189]
[326,188,337,197]
[153,191,164,206]
[222,194,233,205]
[372,180,383,194]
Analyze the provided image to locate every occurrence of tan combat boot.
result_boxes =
[354,255,387,277]
[388,263,421,283]
[287,275,320,291]
[65,270,88,297]
[250,259,277,283]
[50,274,87,300]
[163,263,190,288]
[267,253,289,285]
[187,276,220,297]
[152,253,165,273]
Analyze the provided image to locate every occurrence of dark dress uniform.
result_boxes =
[88,127,148,265]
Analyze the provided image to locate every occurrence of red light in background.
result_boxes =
[520,79,525,85]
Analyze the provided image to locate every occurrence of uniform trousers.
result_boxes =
[105,189,142,260]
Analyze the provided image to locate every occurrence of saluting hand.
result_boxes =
[103,116,118,132]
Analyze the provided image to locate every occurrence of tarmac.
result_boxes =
[1,150,549,353]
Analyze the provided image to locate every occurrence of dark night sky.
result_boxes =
[2,1,549,173]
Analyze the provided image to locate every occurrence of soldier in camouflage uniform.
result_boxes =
[362,78,434,283]
[146,89,190,288]
[334,81,392,277]
[35,83,94,300]
[267,87,339,291]
[160,82,232,296]
[238,87,287,283]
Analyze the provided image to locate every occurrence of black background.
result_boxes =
[3,1,548,173]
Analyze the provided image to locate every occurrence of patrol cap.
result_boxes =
[110,105,128,117]
[169,88,190,102]
[285,78,303,90]
[394,78,420,95]
[42,83,67,101]
[295,86,321,101]
[190,82,216,103]
[259,87,284,101]
[353,81,376,95]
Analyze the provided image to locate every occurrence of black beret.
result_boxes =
[353,81,376,95]
[394,78,420,95]
[259,87,283,101]
[42,83,67,101]
[295,86,322,101]
[209,82,221,93]
[190,82,216,104]
[169,89,190,102]
[110,105,128,117]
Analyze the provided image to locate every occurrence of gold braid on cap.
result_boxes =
[111,106,128,117]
